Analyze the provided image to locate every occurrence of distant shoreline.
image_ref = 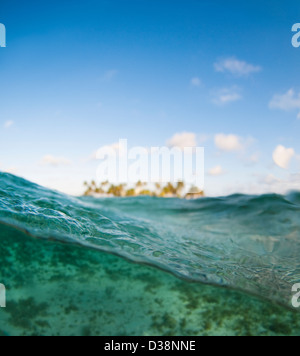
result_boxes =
[83,180,205,200]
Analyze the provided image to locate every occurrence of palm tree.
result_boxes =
[155,182,161,190]
[135,180,146,195]
[83,179,197,199]
[83,181,93,196]
[91,180,96,191]
[154,182,162,197]
[108,184,127,197]
[126,188,136,197]
[160,182,177,197]
[185,186,205,199]
[176,181,185,197]
[139,189,153,196]
[95,187,105,194]
[101,181,109,188]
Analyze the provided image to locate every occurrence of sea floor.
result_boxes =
[0,223,300,336]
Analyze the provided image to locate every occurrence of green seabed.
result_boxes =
[0,224,300,336]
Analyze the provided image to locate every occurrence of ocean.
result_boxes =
[0,172,300,336]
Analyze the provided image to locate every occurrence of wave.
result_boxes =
[1,172,300,309]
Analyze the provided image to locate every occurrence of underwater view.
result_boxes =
[1,172,300,336]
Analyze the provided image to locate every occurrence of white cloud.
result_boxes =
[93,141,129,161]
[190,77,202,87]
[40,155,71,166]
[166,132,197,149]
[212,87,242,105]
[214,57,262,77]
[269,89,300,118]
[272,145,295,169]
[104,142,121,151]
[4,120,14,129]
[214,134,243,152]
[208,165,224,176]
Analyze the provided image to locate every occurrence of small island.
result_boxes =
[83,180,205,199]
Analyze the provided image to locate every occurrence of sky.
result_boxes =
[1,0,300,196]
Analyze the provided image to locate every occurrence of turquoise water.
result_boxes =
[1,172,300,336]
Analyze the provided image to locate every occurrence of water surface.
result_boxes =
[0,172,300,335]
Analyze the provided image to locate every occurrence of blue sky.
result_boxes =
[1,0,300,196]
